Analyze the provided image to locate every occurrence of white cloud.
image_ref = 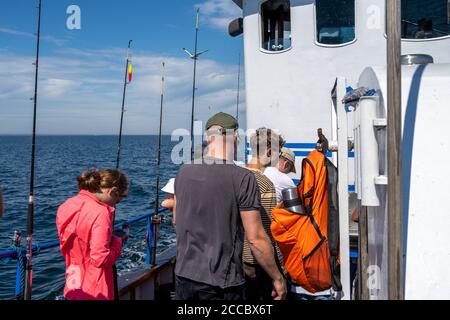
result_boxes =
[40,79,80,98]
[0,48,245,135]
[196,0,242,30]
[0,27,67,46]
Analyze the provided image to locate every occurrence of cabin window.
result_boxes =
[401,0,450,39]
[315,0,355,45]
[261,0,291,51]
[448,0,450,24]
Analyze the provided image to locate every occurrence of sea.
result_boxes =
[0,135,181,300]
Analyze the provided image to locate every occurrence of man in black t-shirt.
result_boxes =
[173,112,287,300]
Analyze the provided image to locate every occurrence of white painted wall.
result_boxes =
[358,64,450,299]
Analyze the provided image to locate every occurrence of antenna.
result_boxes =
[236,53,241,121]
[183,8,208,162]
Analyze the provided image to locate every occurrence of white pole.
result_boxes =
[336,77,351,300]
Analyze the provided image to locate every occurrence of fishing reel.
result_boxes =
[114,223,132,244]
[151,214,174,227]
[150,214,174,226]
[151,215,162,225]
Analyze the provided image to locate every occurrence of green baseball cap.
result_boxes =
[206,112,239,130]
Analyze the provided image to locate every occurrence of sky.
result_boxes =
[0,0,244,135]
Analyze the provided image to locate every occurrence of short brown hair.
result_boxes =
[249,127,285,159]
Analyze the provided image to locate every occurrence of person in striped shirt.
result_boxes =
[244,127,286,301]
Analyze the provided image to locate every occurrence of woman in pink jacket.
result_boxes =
[56,169,128,300]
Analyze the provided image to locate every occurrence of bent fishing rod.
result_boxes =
[24,0,42,300]
[150,62,166,266]
[116,40,133,169]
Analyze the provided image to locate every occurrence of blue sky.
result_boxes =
[0,0,244,134]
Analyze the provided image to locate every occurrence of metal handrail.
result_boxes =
[0,207,167,260]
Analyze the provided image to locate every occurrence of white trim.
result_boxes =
[259,47,293,54]
[382,33,450,42]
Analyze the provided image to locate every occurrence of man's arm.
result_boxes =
[241,209,287,300]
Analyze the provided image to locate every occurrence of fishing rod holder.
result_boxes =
[12,230,22,247]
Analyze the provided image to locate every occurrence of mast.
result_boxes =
[387,0,404,300]
[234,53,242,162]
[116,40,133,169]
[24,0,42,300]
[191,10,198,162]
[150,62,166,266]
[184,9,208,162]
[236,53,241,121]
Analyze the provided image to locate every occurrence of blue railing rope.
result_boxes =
[0,207,168,299]
[0,208,167,261]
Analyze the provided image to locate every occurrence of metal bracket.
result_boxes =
[374,175,388,185]
[373,118,387,128]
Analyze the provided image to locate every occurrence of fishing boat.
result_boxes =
[2,0,450,300]
[227,0,450,300]
[113,0,450,300]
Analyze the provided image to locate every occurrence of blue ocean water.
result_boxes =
[0,135,180,300]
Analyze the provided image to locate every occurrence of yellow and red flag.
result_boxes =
[128,63,133,82]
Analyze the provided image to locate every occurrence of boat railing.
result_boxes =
[0,207,169,299]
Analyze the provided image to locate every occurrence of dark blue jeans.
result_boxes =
[175,275,244,300]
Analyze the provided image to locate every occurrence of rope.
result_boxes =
[0,252,12,265]
[15,245,25,299]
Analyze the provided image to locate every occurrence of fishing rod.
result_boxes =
[150,62,166,266]
[183,8,208,162]
[116,40,133,169]
[112,40,132,301]
[24,0,42,300]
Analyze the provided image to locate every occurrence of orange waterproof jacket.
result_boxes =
[56,190,122,300]
[271,150,332,293]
